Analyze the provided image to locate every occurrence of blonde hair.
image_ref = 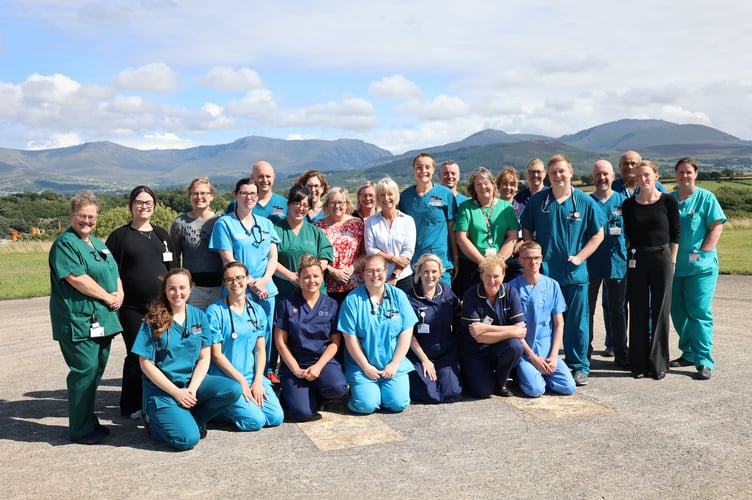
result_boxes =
[323,187,354,216]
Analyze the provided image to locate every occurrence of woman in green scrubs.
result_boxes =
[49,190,124,444]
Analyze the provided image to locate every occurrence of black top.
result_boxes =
[622,194,680,248]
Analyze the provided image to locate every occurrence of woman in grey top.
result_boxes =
[170,177,224,309]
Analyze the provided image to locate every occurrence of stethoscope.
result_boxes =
[235,211,264,246]
[155,321,192,364]
[369,287,397,317]
[540,187,580,219]
[226,298,259,339]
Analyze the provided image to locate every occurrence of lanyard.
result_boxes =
[482,199,496,246]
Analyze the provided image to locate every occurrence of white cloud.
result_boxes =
[396,95,469,121]
[369,75,422,100]
[279,97,378,131]
[657,105,711,125]
[225,89,278,121]
[26,132,83,150]
[198,66,264,92]
[112,63,178,93]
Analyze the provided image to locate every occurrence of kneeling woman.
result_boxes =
[337,254,418,414]
[132,269,241,451]
[406,253,462,403]
[274,255,348,421]
[460,254,526,398]
[206,262,284,430]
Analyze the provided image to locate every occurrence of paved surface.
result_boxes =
[1,275,750,499]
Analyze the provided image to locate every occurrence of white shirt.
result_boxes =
[364,211,417,279]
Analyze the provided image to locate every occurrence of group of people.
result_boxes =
[49,151,725,449]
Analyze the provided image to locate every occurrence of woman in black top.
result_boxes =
[106,186,176,418]
[622,161,679,380]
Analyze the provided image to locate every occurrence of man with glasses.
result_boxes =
[520,154,605,387]
[613,151,666,197]
[509,241,576,397]
[514,158,549,215]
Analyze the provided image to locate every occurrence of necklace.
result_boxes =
[137,229,152,239]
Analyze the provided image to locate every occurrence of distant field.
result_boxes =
[0,224,749,301]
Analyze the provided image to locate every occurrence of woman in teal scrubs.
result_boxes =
[132,268,241,451]
[670,157,726,380]
[49,190,123,444]
[207,261,284,430]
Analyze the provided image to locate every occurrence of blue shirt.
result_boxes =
[520,188,605,285]
[206,299,267,383]
[398,184,457,270]
[407,282,460,365]
[209,212,281,296]
[613,179,667,197]
[508,274,566,357]
[337,284,417,382]
[587,191,628,279]
[132,304,212,390]
[274,291,339,366]
[460,283,525,352]
[226,193,288,223]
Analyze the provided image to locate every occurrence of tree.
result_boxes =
[93,205,178,240]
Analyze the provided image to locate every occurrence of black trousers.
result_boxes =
[119,306,146,416]
[627,245,673,375]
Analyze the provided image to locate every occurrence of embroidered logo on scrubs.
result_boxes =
[273,206,284,214]
[292,308,298,313]
[304,240,315,246]
[429,196,444,207]
[318,311,329,316]
[191,324,203,335]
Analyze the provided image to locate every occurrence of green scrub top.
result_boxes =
[273,219,334,300]
[49,228,122,342]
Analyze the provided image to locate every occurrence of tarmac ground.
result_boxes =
[1,275,750,499]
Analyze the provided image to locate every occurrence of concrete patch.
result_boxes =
[297,412,406,451]
[502,394,613,419]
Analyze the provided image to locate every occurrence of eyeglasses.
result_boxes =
[133,200,154,208]
[364,268,386,276]
[329,200,346,206]
[237,191,258,198]
[306,184,322,190]
[528,170,546,176]
[190,191,212,197]
[74,212,98,221]
[223,275,247,285]
[520,256,542,262]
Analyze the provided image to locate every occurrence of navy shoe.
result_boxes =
[696,366,712,380]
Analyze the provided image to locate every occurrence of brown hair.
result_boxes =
[144,268,193,338]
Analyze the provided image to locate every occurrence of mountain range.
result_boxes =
[1,119,750,194]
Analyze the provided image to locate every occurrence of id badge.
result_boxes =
[482,315,493,325]
[417,323,430,334]
[609,226,622,236]
[90,322,105,337]
[484,247,497,256]
[689,252,701,262]
[162,241,173,262]
[628,259,637,269]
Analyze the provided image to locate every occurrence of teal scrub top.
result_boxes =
[209,212,281,297]
[587,191,628,279]
[49,228,122,342]
[206,299,267,383]
[672,187,726,278]
[132,304,212,390]
[273,219,334,300]
[454,198,520,261]
[398,184,457,270]
[337,284,418,382]
[520,188,605,285]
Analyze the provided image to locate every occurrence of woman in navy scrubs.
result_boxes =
[132,268,241,450]
[459,254,526,398]
[407,253,462,403]
[274,254,348,421]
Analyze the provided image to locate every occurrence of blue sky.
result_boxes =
[1,1,751,153]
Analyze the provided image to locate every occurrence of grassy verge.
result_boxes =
[0,221,750,300]
[0,240,52,300]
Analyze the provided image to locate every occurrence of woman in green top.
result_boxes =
[49,190,123,444]
[453,167,520,296]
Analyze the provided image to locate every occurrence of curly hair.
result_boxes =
[144,268,193,338]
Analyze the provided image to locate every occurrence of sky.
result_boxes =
[1,1,751,154]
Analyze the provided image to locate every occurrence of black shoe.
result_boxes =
[94,422,111,437]
[199,425,208,439]
[614,354,630,369]
[496,386,513,397]
[696,366,712,380]
[669,357,693,368]
[652,371,666,380]
[71,428,107,445]
[632,372,645,379]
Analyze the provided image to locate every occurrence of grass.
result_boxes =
[0,221,750,300]
[0,240,52,299]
